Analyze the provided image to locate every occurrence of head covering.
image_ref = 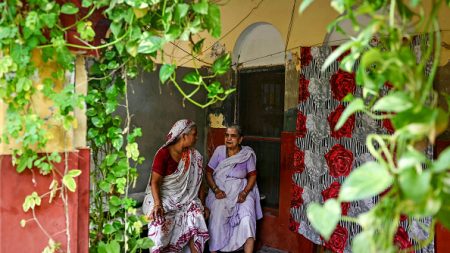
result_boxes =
[164,119,196,147]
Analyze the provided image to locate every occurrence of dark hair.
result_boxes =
[227,124,243,137]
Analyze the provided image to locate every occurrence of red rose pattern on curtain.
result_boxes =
[290,44,434,253]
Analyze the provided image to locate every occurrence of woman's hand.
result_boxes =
[237,190,249,203]
[214,188,226,199]
[151,204,164,223]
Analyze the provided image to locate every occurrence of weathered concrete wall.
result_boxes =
[124,67,208,194]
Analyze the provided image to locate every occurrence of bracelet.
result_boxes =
[212,186,218,193]
[243,189,249,195]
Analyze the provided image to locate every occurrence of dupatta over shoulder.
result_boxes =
[142,119,208,253]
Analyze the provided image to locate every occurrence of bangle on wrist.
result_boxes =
[212,186,218,193]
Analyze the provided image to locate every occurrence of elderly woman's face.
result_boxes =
[224,128,242,149]
[184,127,198,147]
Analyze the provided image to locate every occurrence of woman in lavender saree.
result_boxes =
[142,119,208,253]
[205,125,263,253]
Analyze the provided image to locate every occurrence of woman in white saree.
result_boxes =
[142,119,208,253]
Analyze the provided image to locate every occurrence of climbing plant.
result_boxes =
[0,0,232,252]
[300,0,450,252]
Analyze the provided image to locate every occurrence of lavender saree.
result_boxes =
[205,145,263,252]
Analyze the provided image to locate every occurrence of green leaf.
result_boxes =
[107,241,120,253]
[352,231,376,253]
[373,91,413,113]
[105,154,118,166]
[126,142,140,161]
[109,196,122,206]
[330,0,345,13]
[62,175,77,192]
[138,33,163,54]
[183,72,202,85]
[137,238,154,249]
[212,54,231,75]
[205,4,221,38]
[126,40,138,57]
[299,0,315,13]
[306,199,341,240]
[339,161,393,202]
[105,100,117,114]
[110,22,122,38]
[174,3,189,21]
[164,25,182,41]
[112,136,124,151]
[192,1,208,15]
[67,169,82,177]
[432,147,450,172]
[159,64,175,84]
[335,98,365,130]
[192,38,205,55]
[399,168,431,202]
[82,0,93,8]
[60,3,79,14]
[322,40,353,71]
[409,0,420,7]
[436,192,450,230]
[398,150,428,171]
[103,224,116,234]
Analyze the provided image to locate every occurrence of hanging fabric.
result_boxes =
[290,41,434,253]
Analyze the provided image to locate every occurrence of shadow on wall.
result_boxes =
[116,66,209,199]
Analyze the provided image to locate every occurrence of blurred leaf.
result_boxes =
[103,224,116,234]
[174,3,189,21]
[339,162,393,202]
[205,4,221,38]
[436,192,450,230]
[138,33,163,54]
[352,231,376,253]
[61,3,79,14]
[306,199,341,240]
[335,98,365,130]
[432,147,450,172]
[398,150,427,171]
[399,168,431,202]
[137,238,154,249]
[330,0,345,13]
[373,92,413,112]
[159,64,175,84]
[299,0,315,13]
[192,1,208,14]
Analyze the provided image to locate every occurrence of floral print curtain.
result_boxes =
[290,43,434,253]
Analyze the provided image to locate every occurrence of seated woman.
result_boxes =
[205,125,263,253]
[142,119,208,253]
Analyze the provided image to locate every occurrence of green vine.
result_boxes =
[300,0,450,252]
[1,0,233,252]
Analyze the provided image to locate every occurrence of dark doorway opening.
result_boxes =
[238,66,285,209]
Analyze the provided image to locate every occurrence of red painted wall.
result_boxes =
[0,148,90,253]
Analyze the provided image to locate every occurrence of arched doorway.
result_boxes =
[233,23,285,209]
